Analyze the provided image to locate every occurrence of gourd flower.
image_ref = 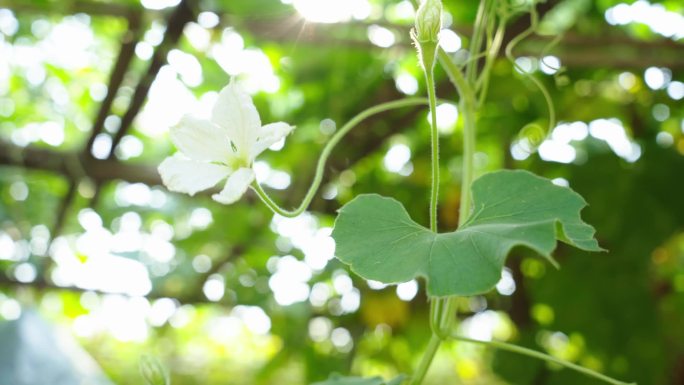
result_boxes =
[414,0,442,44]
[412,0,442,72]
[158,80,294,204]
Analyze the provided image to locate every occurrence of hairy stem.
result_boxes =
[451,335,637,385]
[426,69,440,233]
[414,5,486,383]
[416,12,484,385]
[411,36,442,385]
[252,98,430,217]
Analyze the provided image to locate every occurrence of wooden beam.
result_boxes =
[0,139,162,186]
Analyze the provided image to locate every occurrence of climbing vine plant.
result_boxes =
[149,1,636,384]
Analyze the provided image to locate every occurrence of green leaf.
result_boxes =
[332,170,603,296]
[139,354,170,385]
[311,374,406,385]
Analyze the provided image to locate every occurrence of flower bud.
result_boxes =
[414,0,442,43]
[140,355,170,385]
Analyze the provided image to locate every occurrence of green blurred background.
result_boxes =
[0,0,682,384]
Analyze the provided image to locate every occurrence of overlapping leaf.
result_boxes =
[332,170,603,296]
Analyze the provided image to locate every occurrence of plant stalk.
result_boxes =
[252,98,430,217]
[457,85,477,227]
[426,69,440,233]
[451,335,637,385]
[412,0,488,381]
[411,37,443,385]
[410,334,442,385]
[465,0,489,84]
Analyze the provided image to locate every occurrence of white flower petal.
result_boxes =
[252,122,296,158]
[212,167,255,205]
[211,80,261,157]
[158,154,230,195]
[170,115,231,162]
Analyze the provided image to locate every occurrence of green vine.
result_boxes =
[450,334,637,385]
[381,1,633,385]
[217,2,636,385]
[252,98,431,218]
[504,0,557,133]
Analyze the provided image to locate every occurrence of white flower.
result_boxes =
[158,80,294,204]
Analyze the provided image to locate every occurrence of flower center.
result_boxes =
[225,142,250,170]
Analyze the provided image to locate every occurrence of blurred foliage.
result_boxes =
[0,0,683,385]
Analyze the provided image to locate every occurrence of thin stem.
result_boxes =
[439,50,478,227]
[429,296,456,339]
[465,0,489,84]
[450,0,481,209]
[526,73,556,132]
[414,2,493,384]
[458,95,476,227]
[411,5,488,385]
[252,97,430,217]
[476,16,507,106]
[450,335,637,385]
[425,69,440,233]
[504,2,537,62]
[411,37,442,385]
[252,182,292,217]
[437,49,475,117]
[504,4,556,132]
[436,296,456,337]
[438,49,477,225]
[431,13,484,383]
[410,334,442,385]
[447,39,480,350]
[435,46,480,365]
[413,6,486,385]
